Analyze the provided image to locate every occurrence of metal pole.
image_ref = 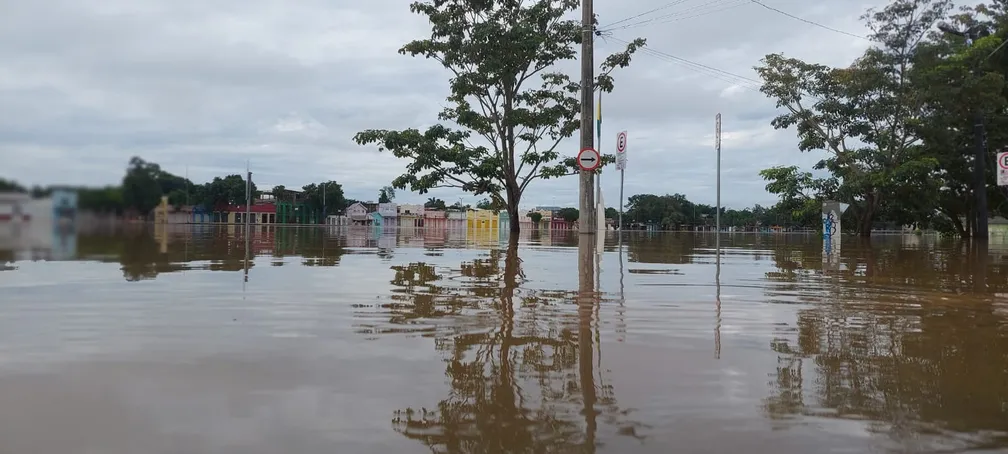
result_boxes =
[967,31,989,240]
[715,114,721,247]
[245,164,252,229]
[578,0,595,235]
[596,90,602,233]
[618,169,624,234]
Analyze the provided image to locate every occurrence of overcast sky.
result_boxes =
[0,0,894,209]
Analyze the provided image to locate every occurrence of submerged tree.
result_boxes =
[755,0,951,237]
[353,0,645,233]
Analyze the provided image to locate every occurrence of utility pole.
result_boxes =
[715,113,721,248]
[578,0,595,235]
[940,22,989,241]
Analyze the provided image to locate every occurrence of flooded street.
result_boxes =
[1,226,1007,453]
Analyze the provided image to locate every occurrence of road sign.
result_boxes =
[999,151,1008,186]
[616,131,627,154]
[578,148,600,171]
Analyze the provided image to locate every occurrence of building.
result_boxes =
[467,208,498,229]
[424,209,447,229]
[398,203,424,228]
[214,202,278,224]
[498,211,510,232]
[447,209,467,230]
[346,202,370,225]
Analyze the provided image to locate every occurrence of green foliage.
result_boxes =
[353,0,645,232]
[121,157,163,217]
[0,178,26,192]
[619,193,808,230]
[556,207,578,222]
[302,181,347,218]
[425,197,447,210]
[526,211,543,225]
[605,207,618,219]
[755,0,951,237]
[379,185,395,203]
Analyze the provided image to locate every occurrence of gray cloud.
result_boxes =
[0,0,892,208]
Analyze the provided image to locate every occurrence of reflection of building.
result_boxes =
[447,210,467,230]
[326,214,350,226]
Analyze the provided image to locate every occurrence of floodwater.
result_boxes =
[1,226,1007,454]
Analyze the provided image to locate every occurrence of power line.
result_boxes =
[600,0,691,29]
[603,0,745,32]
[605,35,762,91]
[749,0,869,40]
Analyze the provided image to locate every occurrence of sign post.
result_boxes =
[998,151,1008,186]
[616,131,627,232]
[577,148,600,172]
[822,200,849,270]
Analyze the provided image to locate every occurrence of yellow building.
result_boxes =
[466,209,498,229]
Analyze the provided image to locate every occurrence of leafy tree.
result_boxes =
[379,185,395,203]
[121,157,163,217]
[353,0,646,234]
[759,166,825,229]
[303,181,347,219]
[425,197,447,210]
[476,198,505,210]
[526,211,543,227]
[755,0,951,237]
[0,178,26,192]
[605,207,618,219]
[556,207,578,222]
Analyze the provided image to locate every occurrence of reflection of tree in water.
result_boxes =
[384,238,639,452]
[763,239,1008,450]
[77,227,273,281]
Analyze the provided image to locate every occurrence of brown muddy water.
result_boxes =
[1,225,1007,454]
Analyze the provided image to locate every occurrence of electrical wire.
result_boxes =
[605,35,763,91]
[749,0,869,40]
[599,0,691,30]
[603,0,746,32]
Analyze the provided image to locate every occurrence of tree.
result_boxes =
[379,185,395,203]
[303,181,347,220]
[759,166,826,230]
[910,4,1008,236]
[526,211,543,227]
[425,197,447,210]
[204,175,256,207]
[755,0,951,237]
[353,0,645,234]
[605,207,618,219]
[556,207,578,222]
[0,178,25,193]
[121,157,163,217]
[476,198,505,210]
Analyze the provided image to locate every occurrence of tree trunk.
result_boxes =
[506,191,521,234]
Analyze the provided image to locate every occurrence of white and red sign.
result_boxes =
[577,147,600,171]
[998,151,1008,186]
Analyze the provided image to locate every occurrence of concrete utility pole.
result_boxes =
[939,22,989,241]
[578,0,595,234]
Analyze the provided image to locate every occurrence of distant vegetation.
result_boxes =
[0,156,348,219]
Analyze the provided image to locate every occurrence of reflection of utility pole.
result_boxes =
[939,22,990,241]
[577,233,597,451]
